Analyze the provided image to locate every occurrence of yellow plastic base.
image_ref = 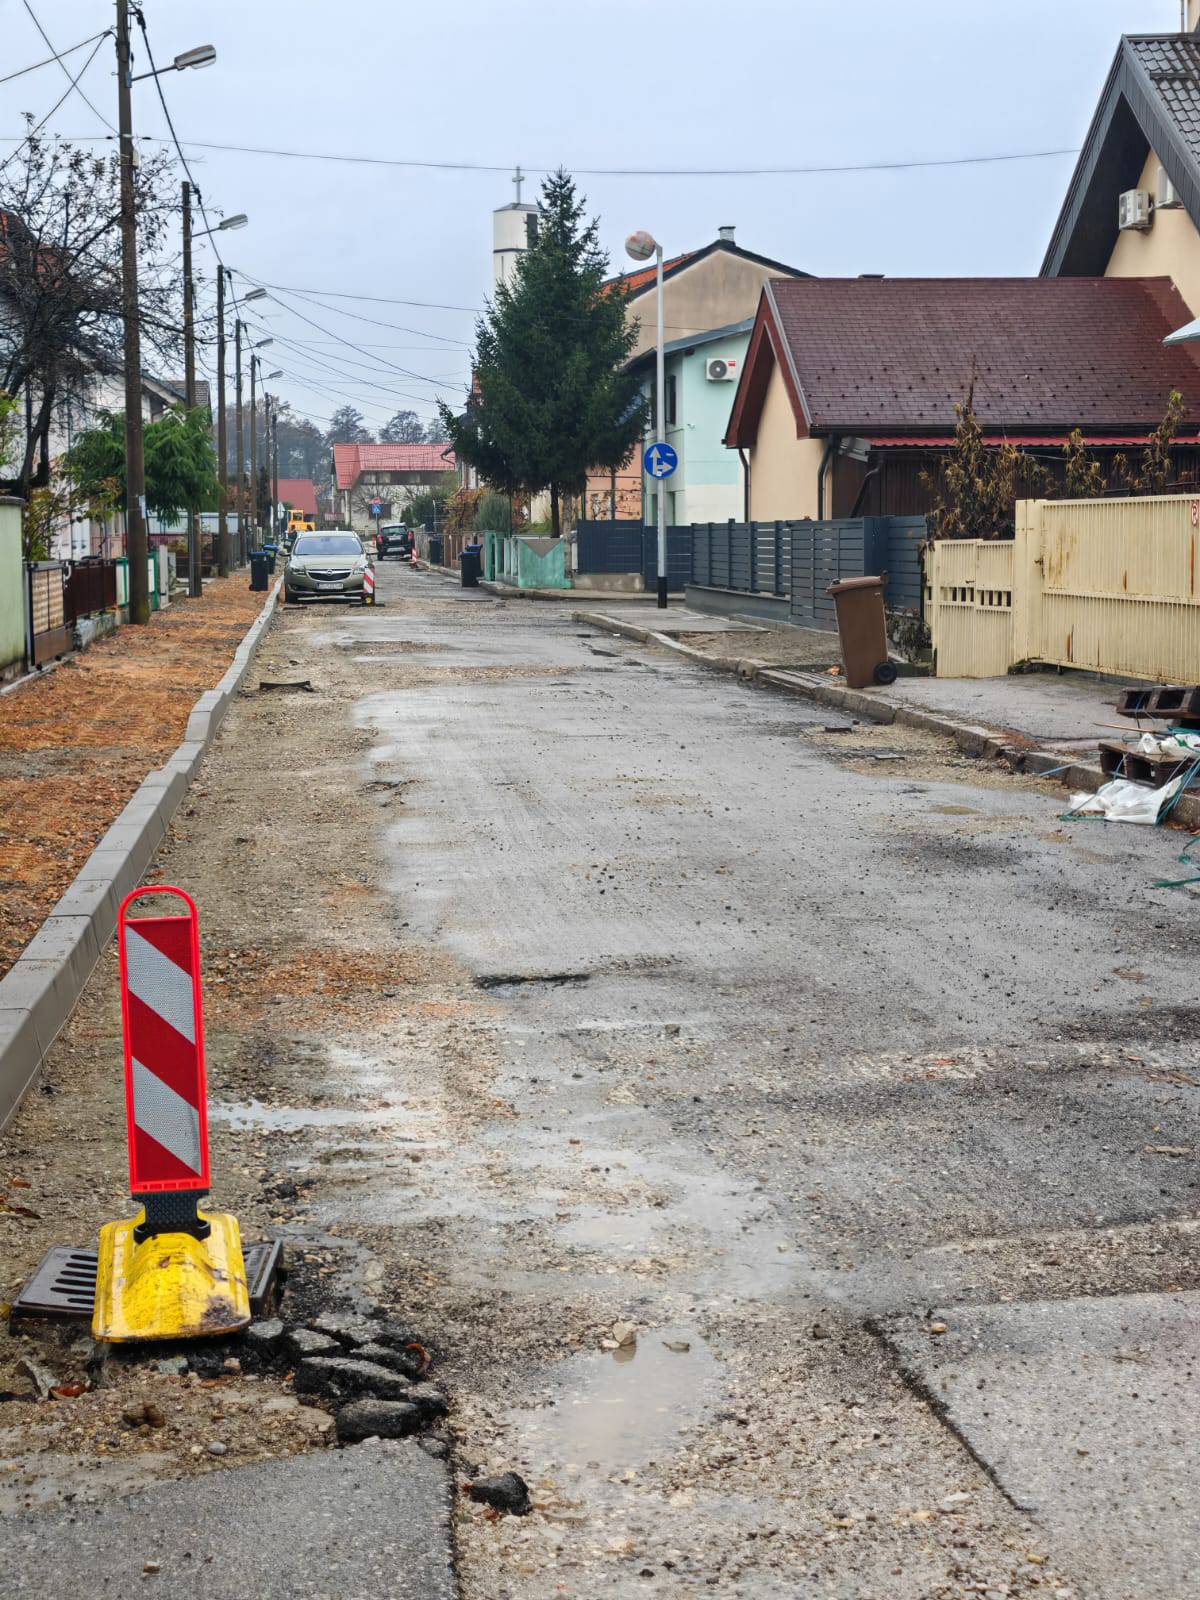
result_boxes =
[92,1208,251,1343]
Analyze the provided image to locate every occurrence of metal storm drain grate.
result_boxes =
[12,1239,282,1322]
[11,1248,98,1319]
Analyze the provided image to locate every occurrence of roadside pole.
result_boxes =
[271,403,280,537]
[216,269,230,577]
[625,230,672,609]
[249,354,258,551]
[116,0,149,625]
[181,181,202,599]
[235,314,245,566]
[655,242,666,609]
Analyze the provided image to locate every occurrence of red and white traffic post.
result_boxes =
[118,885,213,1241]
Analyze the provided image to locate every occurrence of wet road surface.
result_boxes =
[326,568,1200,1598]
[5,562,1198,1599]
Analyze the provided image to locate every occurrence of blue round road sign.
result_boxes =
[643,441,678,480]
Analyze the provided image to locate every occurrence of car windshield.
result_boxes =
[293,535,360,557]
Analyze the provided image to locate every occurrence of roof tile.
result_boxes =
[333,442,457,489]
[765,276,1200,432]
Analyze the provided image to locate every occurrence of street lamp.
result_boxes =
[116,1,220,623]
[253,337,273,349]
[131,42,216,81]
[626,229,667,608]
[243,287,268,303]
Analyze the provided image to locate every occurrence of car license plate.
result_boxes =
[316,580,342,590]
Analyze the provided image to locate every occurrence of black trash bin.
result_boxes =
[262,544,278,574]
[249,550,270,592]
[461,545,482,587]
[428,535,444,567]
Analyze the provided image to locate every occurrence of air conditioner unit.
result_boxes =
[705,356,737,382]
[1157,166,1183,210]
[1118,188,1152,231]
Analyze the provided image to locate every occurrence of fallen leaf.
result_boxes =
[405,1342,432,1375]
[51,1384,87,1399]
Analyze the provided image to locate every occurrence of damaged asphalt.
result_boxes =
[1,563,1198,1598]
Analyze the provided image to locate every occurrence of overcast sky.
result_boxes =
[0,0,1182,436]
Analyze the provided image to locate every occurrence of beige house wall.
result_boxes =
[747,357,825,520]
[1106,147,1200,315]
[626,252,795,360]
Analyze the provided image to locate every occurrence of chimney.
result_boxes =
[718,225,736,243]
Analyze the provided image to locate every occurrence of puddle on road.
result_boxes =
[510,1327,721,1476]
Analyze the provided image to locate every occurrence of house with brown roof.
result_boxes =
[332,442,457,533]
[1044,8,1200,320]
[723,275,1200,523]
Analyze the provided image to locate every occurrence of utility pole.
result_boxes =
[216,268,229,576]
[181,180,202,598]
[271,400,280,538]
[234,314,244,565]
[249,354,258,550]
[116,0,149,624]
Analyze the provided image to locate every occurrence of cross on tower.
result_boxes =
[513,165,524,204]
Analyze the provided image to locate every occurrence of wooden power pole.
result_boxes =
[181,180,202,598]
[116,0,149,623]
[216,268,230,577]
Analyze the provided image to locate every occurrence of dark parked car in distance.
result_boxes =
[375,524,413,560]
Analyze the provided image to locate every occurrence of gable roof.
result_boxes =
[333,441,456,489]
[605,236,808,300]
[627,317,754,373]
[277,477,318,514]
[725,276,1200,446]
[1044,31,1200,277]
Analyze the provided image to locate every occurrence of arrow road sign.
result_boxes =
[643,441,678,480]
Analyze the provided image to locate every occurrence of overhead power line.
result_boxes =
[234,270,473,347]
[243,279,478,313]
[19,1,117,133]
[0,28,109,87]
[0,32,109,170]
[4,129,1083,181]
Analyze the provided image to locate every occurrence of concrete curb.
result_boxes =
[0,578,283,1131]
[574,610,1200,832]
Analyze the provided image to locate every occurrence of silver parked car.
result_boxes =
[285,531,371,604]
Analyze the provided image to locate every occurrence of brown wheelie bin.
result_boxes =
[826,575,897,689]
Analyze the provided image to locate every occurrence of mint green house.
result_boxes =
[630,318,751,528]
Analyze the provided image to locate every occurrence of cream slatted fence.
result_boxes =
[1017,495,1200,682]
[927,494,1200,680]
[926,539,1016,678]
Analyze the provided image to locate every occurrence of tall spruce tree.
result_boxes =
[441,170,647,536]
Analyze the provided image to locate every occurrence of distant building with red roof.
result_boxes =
[331,442,457,532]
[277,477,318,517]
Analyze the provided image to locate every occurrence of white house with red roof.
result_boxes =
[331,442,458,533]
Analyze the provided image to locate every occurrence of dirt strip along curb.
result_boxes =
[0,578,283,1131]
[571,610,1200,834]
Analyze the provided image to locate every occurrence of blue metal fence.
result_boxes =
[692,515,926,629]
[577,515,926,618]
